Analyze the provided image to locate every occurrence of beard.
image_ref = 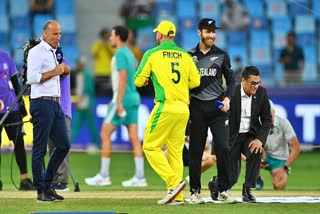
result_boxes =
[200,36,215,49]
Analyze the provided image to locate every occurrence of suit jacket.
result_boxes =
[229,84,272,146]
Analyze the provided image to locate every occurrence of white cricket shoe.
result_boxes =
[84,173,112,186]
[121,176,148,187]
[218,190,237,203]
[189,191,205,204]
[157,181,186,205]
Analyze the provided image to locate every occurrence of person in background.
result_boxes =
[279,31,305,87]
[233,56,243,84]
[127,30,143,63]
[221,0,250,31]
[27,20,70,202]
[165,136,216,183]
[85,25,147,188]
[92,28,114,95]
[119,0,154,30]
[29,0,54,14]
[47,58,72,192]
[134,20,201,205]
[0,50,35,191]
[256,100,301,190]
[188,18,236,204]
[71,57,99,149]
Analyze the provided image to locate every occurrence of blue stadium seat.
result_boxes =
[294,15,315,33]
[60,32,78,47]
[176,0,197,18]
[11,15,31,30]
[33,14,54,38]
[257,64,274,87]
[250,16,268,30]
[266,0,287,18]
[180,30,198,51]
[273,63,283,84]
[0,15,9,32]
[243,0,264,17]
[272,32,287,49]
[0,31,9,52]
[0,0,7,15]
[10,29,31,50]
[153,0,174,16]
[303,46,316,63]
[136,26,157,53]
[9,0,29,16]
[13,48,24,71]
[312,0,320,20]
[226,31,247,46]
[155,14,177,29]
[249,45,271,65]
[288,0,310,16]
[56,15,77,33]
[271,17,292,33]
[297,33,316,46]
[250,30,271,47]
[228,45,248,66]
[215,31,226,50]
[198,0,220,20]
[55,0,75,16]
[178,16,198,31]
[302,63,317,82]
[61,45,79,69]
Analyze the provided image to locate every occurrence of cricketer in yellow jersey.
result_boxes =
[134,20,201,205]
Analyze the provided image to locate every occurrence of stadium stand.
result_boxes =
[1,0,80,71]
[2,0,319,86]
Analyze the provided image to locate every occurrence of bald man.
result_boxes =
[27,20,70,202]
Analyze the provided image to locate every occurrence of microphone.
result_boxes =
[214,100,224,109]
[55,43,63,64]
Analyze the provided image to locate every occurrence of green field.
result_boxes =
[0,151,319,214]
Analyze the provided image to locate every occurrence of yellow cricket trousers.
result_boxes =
[143,101,189,201]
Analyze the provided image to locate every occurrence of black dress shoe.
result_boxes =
[242,184,256,202]
[208,176,219,201]
[47,187,64,201]
[37,192,56,202]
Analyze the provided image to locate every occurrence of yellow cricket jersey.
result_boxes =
[134,40,200,104]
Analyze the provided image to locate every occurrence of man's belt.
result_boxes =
[35,96,60,103]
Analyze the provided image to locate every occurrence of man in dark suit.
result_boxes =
[228,65,272,202]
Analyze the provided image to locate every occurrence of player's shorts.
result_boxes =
[103,102,138,126]
[265,154,291,174]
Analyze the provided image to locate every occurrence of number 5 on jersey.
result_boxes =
[171,62,180,84]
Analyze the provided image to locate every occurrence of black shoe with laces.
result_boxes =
[47,187,64,201]
[242,184,256,202]
[208,176,219,201]
[19,178,36,191]
[37,192,56,203]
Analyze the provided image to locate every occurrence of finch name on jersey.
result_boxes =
[163,51,182,59]
[199,67,217,76]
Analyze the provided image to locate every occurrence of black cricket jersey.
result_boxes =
[188,44,235,101]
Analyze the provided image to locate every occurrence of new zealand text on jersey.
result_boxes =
[199,67,217,76]
[163,51,182,59]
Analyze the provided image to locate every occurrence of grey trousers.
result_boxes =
[48,116,71,184]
